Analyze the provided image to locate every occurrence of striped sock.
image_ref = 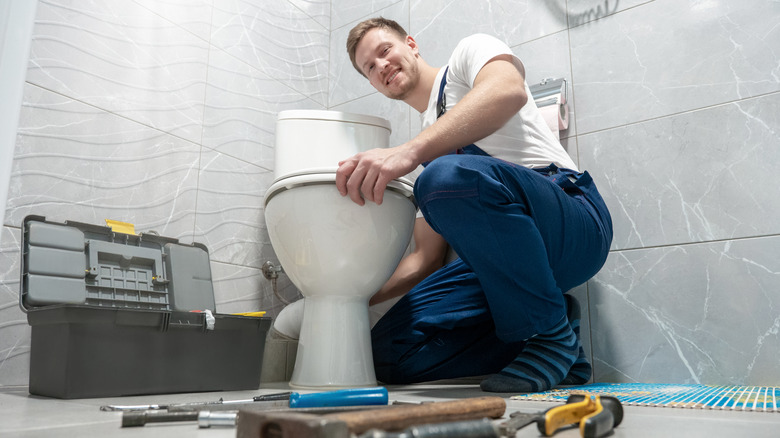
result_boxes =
[560,347,592,386]
[480,316,579,393]
[561,294,591,385]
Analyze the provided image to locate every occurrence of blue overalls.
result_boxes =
[370,67,614,384]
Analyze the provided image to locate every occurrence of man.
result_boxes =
[337,18,612,393]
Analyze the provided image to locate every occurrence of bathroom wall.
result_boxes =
[0,0,323,387]
[328,0,780,386]
[1,0,778,389]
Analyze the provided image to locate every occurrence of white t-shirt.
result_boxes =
[419,33,578,171]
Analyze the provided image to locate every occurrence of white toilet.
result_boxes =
[264,110,416,388]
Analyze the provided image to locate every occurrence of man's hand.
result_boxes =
[336,144,417,205]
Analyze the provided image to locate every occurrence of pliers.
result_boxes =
[500,394,623,438]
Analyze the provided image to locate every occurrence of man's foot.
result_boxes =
[560,294,591,386]
[480,315,579,393]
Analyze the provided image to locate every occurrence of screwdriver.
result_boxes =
[102,391,292,412]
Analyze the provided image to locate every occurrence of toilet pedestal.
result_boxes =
[290,295,375,388]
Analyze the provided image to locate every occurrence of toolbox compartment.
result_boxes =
[20,215,271,399]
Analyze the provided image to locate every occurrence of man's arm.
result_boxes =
[369,217,449,306]
[336,54,527,205]
[404,54,527,165]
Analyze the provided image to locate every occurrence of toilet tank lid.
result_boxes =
[277,110,391,131]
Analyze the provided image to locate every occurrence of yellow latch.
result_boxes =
[105,219,137,235]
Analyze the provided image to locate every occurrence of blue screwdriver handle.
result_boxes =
[289,386,389,408]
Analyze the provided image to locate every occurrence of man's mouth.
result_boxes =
[386,70,399,85]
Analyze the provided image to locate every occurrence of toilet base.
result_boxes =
[289,295,377,389]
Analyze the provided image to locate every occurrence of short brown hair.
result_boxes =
[346,17,408,77]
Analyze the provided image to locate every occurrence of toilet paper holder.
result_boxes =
[530,77,567,108]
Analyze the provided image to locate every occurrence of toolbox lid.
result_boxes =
[19,215,216,313]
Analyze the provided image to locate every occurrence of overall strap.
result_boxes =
[437,67,449,118]
[425,66,489,167]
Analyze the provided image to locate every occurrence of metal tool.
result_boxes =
[237,396,506,438]
[101,391,292,412]
[358,418,499,438]
[122,410,200,427]
[198,411,239,428]
[106,387,388,413]
[123,410,240,429]
[498,394,623,438]
[498,411,539,437]
[533,394,622,438]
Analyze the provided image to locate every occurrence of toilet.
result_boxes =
[264,110,416,388]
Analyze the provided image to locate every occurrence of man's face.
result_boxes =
[354,28,420,101]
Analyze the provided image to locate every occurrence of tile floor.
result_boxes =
[1,381,778,437]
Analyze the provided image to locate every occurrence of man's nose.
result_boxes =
[377,58,389,73]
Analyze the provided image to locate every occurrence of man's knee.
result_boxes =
[413,155,463,200]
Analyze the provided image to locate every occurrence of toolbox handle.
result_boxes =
[163,311,212,332]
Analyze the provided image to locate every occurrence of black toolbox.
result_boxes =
[19,215,271,399]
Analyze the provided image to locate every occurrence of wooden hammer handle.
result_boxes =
[325,396,506,434]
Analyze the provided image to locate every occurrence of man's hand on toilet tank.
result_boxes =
[336,142,418,206]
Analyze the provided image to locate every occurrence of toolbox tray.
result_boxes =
[20,215,271,399]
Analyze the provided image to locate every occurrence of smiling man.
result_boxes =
[338,17,613,393]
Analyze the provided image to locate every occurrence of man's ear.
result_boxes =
[406,35,419,55]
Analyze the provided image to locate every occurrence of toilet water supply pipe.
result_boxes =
[262,261,297,305]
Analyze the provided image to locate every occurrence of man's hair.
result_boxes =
[346,17,408,77]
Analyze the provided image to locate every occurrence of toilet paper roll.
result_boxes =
[540,102,569,140]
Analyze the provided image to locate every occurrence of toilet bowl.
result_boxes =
[264,110,416,388]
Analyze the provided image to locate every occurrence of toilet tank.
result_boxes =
[274,110,392,181]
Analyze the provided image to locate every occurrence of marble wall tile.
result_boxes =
[7,83,200,241]
[0,226,29,387]
[211,0,329,106]
[26,0,210,144]
[203,48,321,170]
[566,0,652,27]
[410,0,568,68]
[331,0,402,31]
[570,0,780,134]
[589,236,780,385]
[289,0,331,30]
[132,0,214,41]
[329,0,409,107]
[579,93,780,250]
[330,92,413,148]
[194,149,274,269]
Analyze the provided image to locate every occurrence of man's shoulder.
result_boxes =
[448,34,513,83]
[451,33,511,62]
[455,33,506,50]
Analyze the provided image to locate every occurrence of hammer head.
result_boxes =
[237,411,349,438]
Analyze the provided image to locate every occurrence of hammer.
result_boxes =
[237,396,506,438]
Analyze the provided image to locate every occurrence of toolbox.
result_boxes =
[19,215,272,399]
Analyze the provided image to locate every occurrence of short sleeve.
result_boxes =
[447,34,516,88]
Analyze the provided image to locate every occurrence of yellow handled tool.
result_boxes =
[537,394,623,438]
